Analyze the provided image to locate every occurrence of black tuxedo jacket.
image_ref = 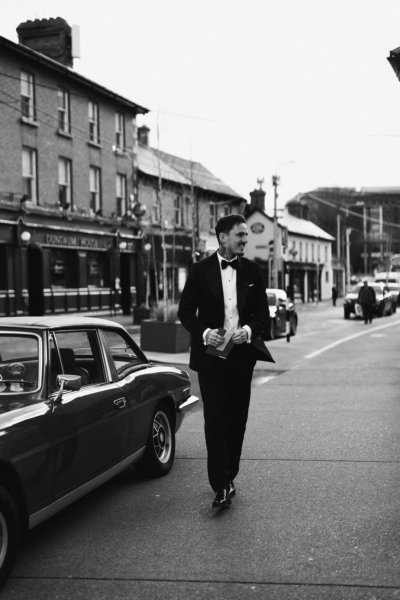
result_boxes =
[178,252,274,371]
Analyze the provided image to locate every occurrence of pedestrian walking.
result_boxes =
[178,214,274,509]
[332,285,338,306]
[358,280,376,324]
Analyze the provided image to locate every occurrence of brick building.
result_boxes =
[0,18,148,316]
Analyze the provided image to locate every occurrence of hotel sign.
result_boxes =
[250,222,265,234]
[45,234,103,249]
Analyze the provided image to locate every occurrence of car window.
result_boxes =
[0,334,40,395]
[267,293,276,306]
[102,330,144,379]
[50,330,106,388]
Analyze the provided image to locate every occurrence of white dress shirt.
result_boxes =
[203,253,251,344]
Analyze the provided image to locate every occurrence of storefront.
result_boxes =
[0,214,140,317]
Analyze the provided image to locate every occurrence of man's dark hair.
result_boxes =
[215,214,246,243]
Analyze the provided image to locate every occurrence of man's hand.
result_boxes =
[231,328,248,345]
[206,329,225,347]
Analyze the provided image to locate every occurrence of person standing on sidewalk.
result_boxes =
[332,285,338,306]
[178,214,274,509]
[358,280,376,324]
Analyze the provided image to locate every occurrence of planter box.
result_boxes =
[140,320,190,353]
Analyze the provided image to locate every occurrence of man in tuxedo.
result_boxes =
[178,214,273,509]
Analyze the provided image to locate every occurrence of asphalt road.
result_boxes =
[3,304,400,599]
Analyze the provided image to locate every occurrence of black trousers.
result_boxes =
[197,346,256,492]
[361,303,373,323]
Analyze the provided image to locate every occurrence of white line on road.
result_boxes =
[305,319,400,359]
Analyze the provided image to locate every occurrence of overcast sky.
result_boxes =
[3,0,400,212]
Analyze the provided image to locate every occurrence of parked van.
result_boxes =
[374,272,400,308]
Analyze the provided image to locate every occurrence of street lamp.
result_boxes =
[271,174,280,288]
[144,243,152,309]
[346,228,353,291]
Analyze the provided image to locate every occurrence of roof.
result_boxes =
[246,205,334,242]
[0,35,148,114]
[280,212,335,241]
[154,150,245,199]
[0,316,125,329]
[137,146,190,186]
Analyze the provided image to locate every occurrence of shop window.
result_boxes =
[50,250,79,288]
[88,101,100,144]
[20,71,35,121]
[22,147,38,203]
[87,252,109,287]
[116,174,127,217]
[58,88,71,134]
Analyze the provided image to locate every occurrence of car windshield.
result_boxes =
[0,334,40,394]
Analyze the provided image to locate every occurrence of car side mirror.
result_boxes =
[53,374,82,403]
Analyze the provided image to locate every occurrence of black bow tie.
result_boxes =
[221,259,237,270]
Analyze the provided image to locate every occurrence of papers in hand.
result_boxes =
[206,328,235,359]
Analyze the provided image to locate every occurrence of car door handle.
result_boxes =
[114,397,127,409]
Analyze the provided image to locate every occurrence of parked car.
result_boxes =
[263,288,298,340]
[0,316,198,587]
[343,282,393,319]
[374,272,400,310]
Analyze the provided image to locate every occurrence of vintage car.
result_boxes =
[0,316,198,587]
[343,282,394,319]
[263,288,298,341]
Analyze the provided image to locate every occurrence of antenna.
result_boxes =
[71,25,81,59]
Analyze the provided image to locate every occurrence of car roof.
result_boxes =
[0,316,126,330]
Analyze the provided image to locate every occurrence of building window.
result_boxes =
[88,101,100,144]
[58,88,71,134]
[20,71,35,120]
[210,203,216,230]
[305,243,308,262]
[325,245,328,262]
[221,204,230,218]
[116,174,127,217]
[115,113,125,149]
[89,166,101,213]
[22,147,38,203]
[311,243,315,262]
[58,157,72,209]
[152,199,160,224]
[174,195,183,227]
[299,241,303,261]
[185,197,191,226]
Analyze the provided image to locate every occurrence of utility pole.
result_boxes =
[272,174,280,288]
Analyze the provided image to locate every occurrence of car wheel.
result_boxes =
[0,486,21,588]
[289,316,297,336]
[136,403,175,478]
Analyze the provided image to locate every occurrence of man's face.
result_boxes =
[220,222,248,257]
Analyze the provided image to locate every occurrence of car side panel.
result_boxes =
[0,402,53,514]
[52,383,130,497]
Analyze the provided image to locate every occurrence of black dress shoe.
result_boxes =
[212,488,231,508]
[229,480,236,497]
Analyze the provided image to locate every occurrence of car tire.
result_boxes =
[135,403,175,478]
[0,486,21,589]
[289,316,297,336]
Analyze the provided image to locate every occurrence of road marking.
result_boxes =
[305,319,400,359]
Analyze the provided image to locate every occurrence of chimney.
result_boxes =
[17,17,73,67]
[249,187,266,212]
[138,125,150,147]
